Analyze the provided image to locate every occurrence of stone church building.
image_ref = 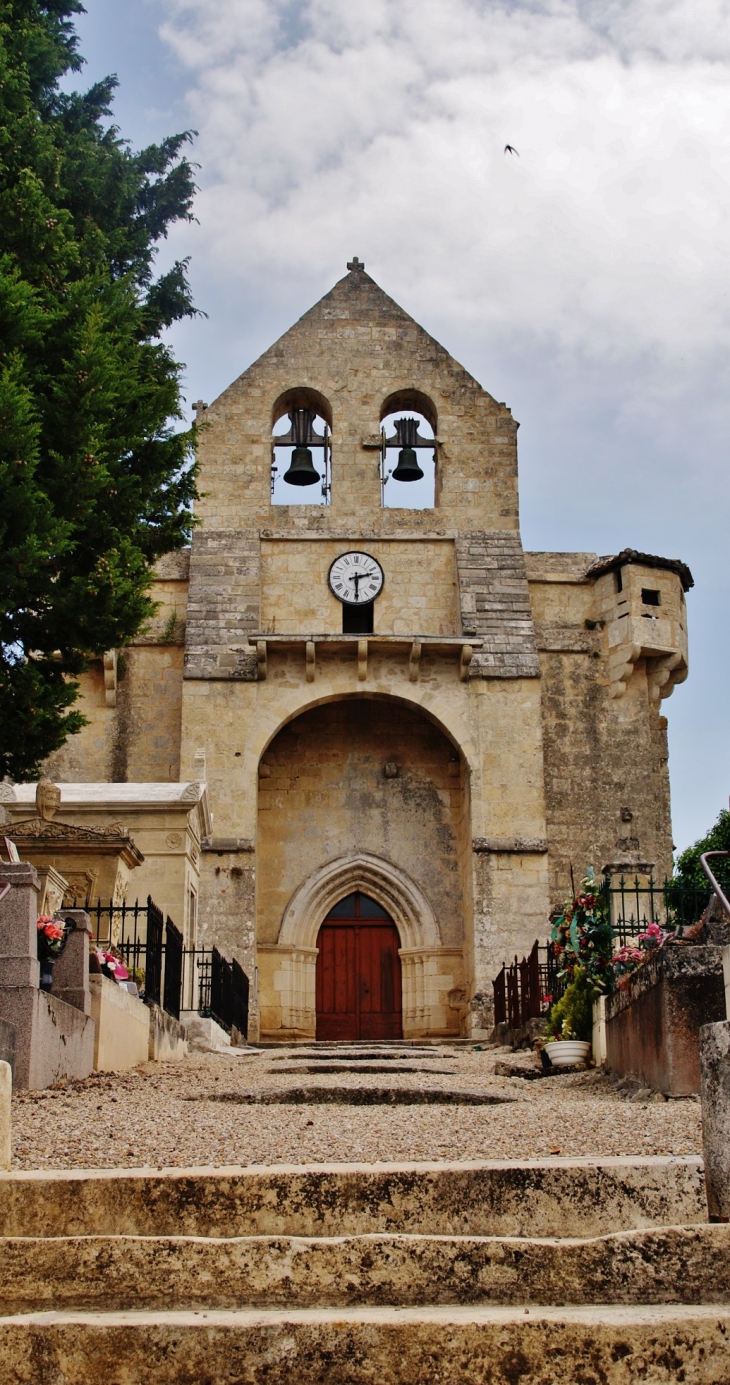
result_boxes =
[19,260,691,1042]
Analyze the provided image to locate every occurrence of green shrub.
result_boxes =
[545,966,593,1043]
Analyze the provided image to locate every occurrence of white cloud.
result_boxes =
[158,0,730,371]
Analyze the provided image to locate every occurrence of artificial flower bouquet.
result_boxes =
[36,915,70,991]
[92,946,130,985]
[549,867,615,997]
[612,920,672,989]
[545,868,616,1044]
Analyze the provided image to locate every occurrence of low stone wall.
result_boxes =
[26,991,95,1089]
[605,944,726,1095]
[90,977,150,1073]
[147,1003,188,1062]
[180,1013,233,1052]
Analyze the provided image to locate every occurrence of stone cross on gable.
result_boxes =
[347,257,365,272]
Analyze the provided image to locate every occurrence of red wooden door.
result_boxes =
[315,892,403,1041]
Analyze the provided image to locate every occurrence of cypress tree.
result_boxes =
[0,0,198,779]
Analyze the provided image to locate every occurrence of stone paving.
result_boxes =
[10,1043,703,1170]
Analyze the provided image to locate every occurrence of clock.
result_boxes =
[328,551,384,605]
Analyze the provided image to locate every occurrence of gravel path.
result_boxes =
[9,1046,702,1170]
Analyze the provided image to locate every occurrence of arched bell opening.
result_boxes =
[315,891,403,1040]
[379,392,437,510]
[271,387,332,506]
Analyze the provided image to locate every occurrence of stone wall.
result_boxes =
[260,537,458,636]
[257,699,467,949]
[46,552,189,785]
[606,945,726,1095]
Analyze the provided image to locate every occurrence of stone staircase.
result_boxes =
[0,1155,728,1382]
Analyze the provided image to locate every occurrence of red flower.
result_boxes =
[37,918,64,942]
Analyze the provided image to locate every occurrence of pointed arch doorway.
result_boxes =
[315,891,403,1041]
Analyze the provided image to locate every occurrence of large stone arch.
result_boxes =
[255,688,470,1043]
[247,685,478,804]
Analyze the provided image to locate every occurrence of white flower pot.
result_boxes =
[544,1039,591,1068]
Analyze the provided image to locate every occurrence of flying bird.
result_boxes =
[504,144,519,156]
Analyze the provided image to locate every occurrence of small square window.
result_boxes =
[343,601,373,634]
[641,589,660,607]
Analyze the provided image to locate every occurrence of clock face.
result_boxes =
[328,551,384,605]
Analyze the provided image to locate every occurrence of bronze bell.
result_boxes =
[391,416,425,482]
[283,446,320,485]
[391,446,424,482]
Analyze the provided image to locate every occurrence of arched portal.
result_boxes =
[256,696,467,1039]
[316,891,403,1040]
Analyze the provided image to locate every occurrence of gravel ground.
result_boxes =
[9,1046,703,1170]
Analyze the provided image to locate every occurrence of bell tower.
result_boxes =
[180,258,549,1042]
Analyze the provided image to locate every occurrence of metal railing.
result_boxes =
[599,873,712,945]
[197,947,249,1039]
[700,851,730,918]
[493,940,560,1029]
[73,897,249,1034]
[491,872,722,1033]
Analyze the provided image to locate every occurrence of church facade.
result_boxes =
[40,261,692,1041]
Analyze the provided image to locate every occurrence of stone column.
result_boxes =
[51,910,92,1015]
[0,862,41,1090]
[700,1019,730,1222]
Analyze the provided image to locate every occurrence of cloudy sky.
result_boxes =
[72,0,730,855]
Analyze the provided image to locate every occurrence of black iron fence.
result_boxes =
[75,896,248,1035]
[198,948,249,1039]
[599,874,711,945]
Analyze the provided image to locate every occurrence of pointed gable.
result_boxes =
[186,259,537,681]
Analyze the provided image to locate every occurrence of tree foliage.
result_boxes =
[0,0,199,779]
[673,808,730,893]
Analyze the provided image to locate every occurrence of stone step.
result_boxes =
[267,1049,461,1058]
[1,1304,728,1383]
[270,1064,459,1074]
[0,1223,727,1314]
[183,1085,512,1106]
[0,1158,705,1239]
[256,1040,475,1049]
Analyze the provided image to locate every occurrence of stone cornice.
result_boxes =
[472,837,548,854]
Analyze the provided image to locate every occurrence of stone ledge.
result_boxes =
[0,1224,728,1313]
[472,838,548,854]
[202,838,255,854]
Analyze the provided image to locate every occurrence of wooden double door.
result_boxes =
[315,892,403,1041]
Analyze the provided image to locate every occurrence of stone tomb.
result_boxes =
[2,781,210,947]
